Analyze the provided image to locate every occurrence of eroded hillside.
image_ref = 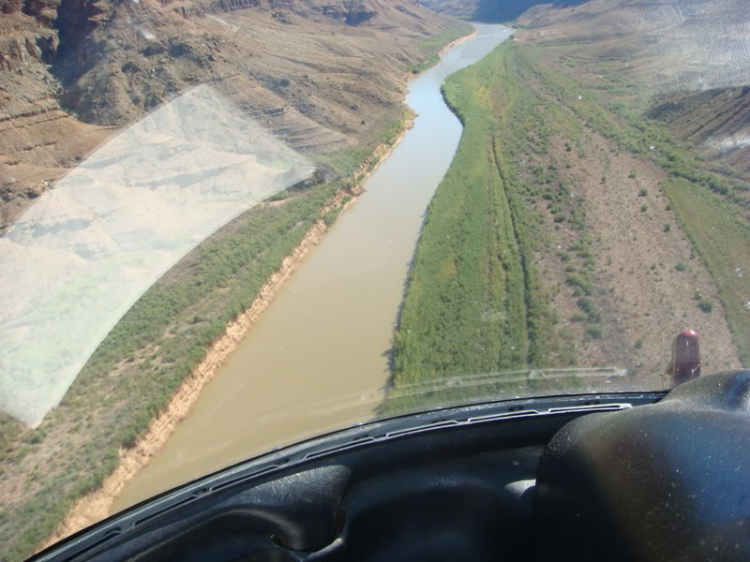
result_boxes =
[0,0,463,231]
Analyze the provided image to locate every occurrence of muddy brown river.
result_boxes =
[112,24,512,511]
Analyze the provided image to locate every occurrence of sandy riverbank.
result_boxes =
[439,30,478,56]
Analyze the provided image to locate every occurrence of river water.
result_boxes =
[112,24,512,511]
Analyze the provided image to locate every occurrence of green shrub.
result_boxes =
[566,274,593,296]
[576,296,595,314]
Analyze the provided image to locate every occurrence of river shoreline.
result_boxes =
[439,29,478,56]
[39,116,418,550]
[40,26,477,549]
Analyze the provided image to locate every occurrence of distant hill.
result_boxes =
[419,0,587,23]
[518,0,750,88]
[514,0,750,171]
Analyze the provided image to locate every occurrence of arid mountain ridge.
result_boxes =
[0,0,460,230]
[514,0,750,179]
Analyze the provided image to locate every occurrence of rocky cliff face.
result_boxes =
[0,0,461,231]
[154,0,378,24]
[320,0,377,25]
[48,0,449,131]
[0,0,59,70]
[0,0,103,231]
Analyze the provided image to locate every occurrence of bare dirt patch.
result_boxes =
[535,129,740,386]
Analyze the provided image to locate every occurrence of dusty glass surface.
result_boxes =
[0,1,748,560]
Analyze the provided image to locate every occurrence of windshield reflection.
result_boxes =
[0,84,312,425]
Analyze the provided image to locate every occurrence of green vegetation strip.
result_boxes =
[386,43,578,416]
[663,178,750,366]
[314,109,413,178]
